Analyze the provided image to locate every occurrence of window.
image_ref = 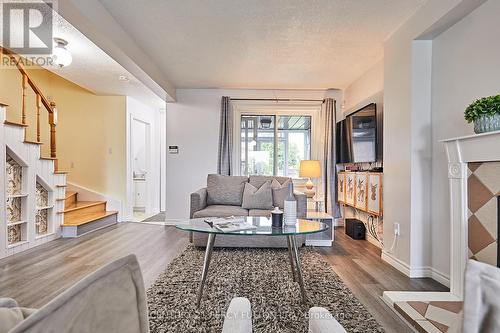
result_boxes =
[240,114,311,177]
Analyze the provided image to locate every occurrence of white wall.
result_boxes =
[381,0,487,282]
[126,96,162,219]
[166,89,342,220]
[430,0,500,278]
[342,60,384,161]
[343,60,384,112]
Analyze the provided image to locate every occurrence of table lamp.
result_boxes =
[299,160,321,198]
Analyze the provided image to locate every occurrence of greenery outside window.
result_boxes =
[240,115,311,177]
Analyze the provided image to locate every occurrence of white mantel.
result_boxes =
[383,130,500,306]
[441,130,500,298]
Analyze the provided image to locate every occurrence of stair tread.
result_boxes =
[62,211,118,226]
[24,140,43,145]
[40,156,57,160]
[4,120,28,127]
[58,201,106,213]
[54,170,69,174]
[0,102,9,107]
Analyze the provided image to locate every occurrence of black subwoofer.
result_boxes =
[345,218,366,240]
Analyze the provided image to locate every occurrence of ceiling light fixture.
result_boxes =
[260,117,272,129]
[119,75,130,82]
[52,38,72,68]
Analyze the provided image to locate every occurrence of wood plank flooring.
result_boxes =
[0,223,447,332]
[319,230,448,333]
[0,223,188,308]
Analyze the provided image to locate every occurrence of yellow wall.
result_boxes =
[0,61,127,204]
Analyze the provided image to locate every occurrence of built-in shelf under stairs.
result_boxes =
[59,191,118,238]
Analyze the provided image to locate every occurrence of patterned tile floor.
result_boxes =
[394,301,463,333]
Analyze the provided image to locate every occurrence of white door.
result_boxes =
[131,118,151,214]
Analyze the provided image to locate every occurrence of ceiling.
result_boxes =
[97,0,427,90]
[48,13,164,108]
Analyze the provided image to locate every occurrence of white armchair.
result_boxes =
[222,297,253,333]
[308,307,347,333]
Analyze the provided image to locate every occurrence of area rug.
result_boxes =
[147,246,384,333]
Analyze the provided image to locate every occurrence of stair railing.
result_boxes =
[1,47,58,170]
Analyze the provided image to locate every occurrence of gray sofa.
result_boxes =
[190,174,307,248]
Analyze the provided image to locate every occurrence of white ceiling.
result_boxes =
[97,0,427,90]
[48,13,165,108]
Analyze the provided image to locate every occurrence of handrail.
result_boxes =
[1,47,54,113]
[1,47,58,169]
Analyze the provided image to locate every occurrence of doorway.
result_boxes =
[131,117,151,221]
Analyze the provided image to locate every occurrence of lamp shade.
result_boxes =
[299,160,321,178]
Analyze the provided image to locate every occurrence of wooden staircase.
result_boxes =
[1,49,120,239]
[59,191,118,238]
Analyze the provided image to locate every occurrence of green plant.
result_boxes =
[464,94,500,123]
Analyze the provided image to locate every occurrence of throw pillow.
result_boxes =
[206,174,248,206]
[271,178,293,208]
[241,181,273,210]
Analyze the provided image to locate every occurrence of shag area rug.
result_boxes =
[147,246,384,333]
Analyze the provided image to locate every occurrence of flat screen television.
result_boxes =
[336,103,377,163]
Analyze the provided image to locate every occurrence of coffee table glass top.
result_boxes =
[176,216,328,236]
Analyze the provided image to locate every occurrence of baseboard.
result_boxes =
[366,233,383,249]
[382,252,450,287]
[382,252,411,276]
[427,268,450,287]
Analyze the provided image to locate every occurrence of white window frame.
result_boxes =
[232,102,320,178]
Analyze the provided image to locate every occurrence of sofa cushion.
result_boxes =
[241,181,273,210]
[271,178,292,208]
[249,176,290,188]
[193,205,249,218]
[248,209,272,217]
[206,174,248,206]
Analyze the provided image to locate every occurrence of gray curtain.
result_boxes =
[217,96,233,175]
[323,98,341,218]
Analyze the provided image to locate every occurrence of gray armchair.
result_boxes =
[2,254,149,333]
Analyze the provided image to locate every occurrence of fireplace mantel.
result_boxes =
[383,130,500,318]
[441,130,500,298]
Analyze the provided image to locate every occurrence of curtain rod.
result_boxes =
[230,98,326,103]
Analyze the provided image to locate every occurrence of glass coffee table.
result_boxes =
[176,216,328,307]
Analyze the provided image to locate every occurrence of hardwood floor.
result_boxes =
[0,223,447,332]
[0,223,188,308]
[319,230,448,333]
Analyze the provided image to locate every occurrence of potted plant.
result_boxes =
[464,94,500,134]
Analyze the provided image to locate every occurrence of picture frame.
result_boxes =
[367,173,383,216]
[345,172,356,207]
[354,172,368,211]
[337,172,346,203]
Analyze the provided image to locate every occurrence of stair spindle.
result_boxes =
[36,94,41,142]
[49,102,57,170]
[21,73,27,125]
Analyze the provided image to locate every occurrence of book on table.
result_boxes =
[204,216,257,233]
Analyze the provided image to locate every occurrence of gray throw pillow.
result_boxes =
[271,178,292,208]
[242,181,273,210]
[206,174,248,206]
